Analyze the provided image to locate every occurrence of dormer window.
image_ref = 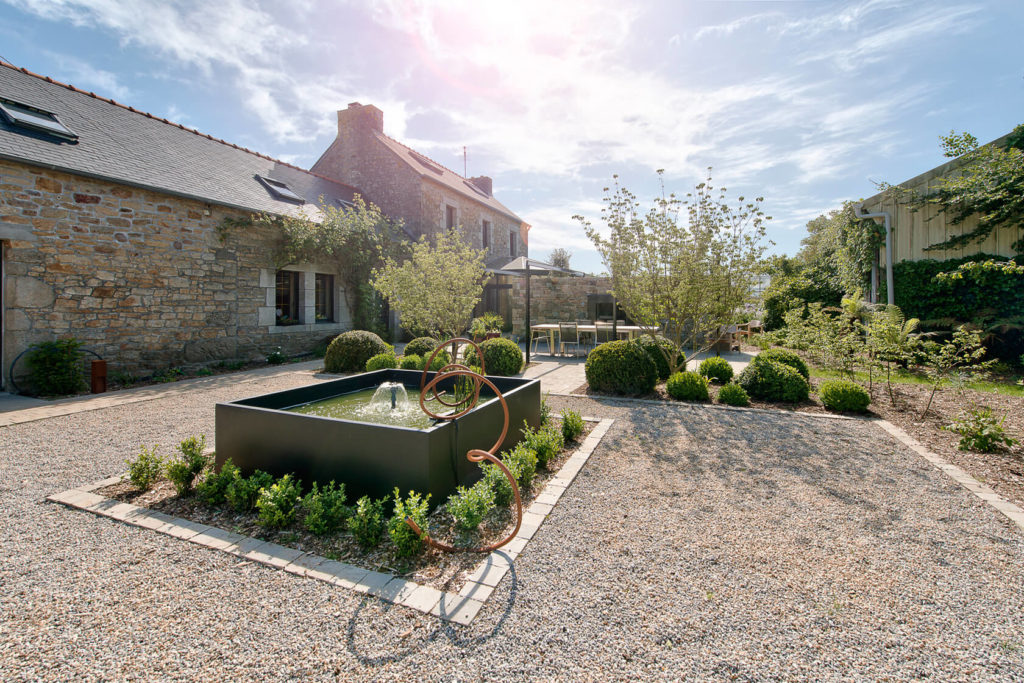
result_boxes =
[0,98,77,141]
[256,175,304,203]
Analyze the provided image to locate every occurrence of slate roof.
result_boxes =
[373,132,524,224]
[0,63,358,217]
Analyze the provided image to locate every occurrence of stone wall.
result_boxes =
[509,275,613,336]
[0,160,352,389]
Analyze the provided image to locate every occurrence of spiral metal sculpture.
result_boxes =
[404,338,523,553]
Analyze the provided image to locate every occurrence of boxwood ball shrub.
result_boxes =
[585,340,657,395]
[365,352,397,371]
[666,371,710,401]
[302,481,349,536]
[348,495,386,548]
[447,480,496,532]
[560,409,585,442]
[256,474,303,529]
[754,348,809,380]
[398,354,422,370]
[404,337,441,359]
[464,337,524,376]
[738,359,809,403]
[388,489,431,557]
[324,330,390,372]
[632,334,678,381]
[716,382,750,407]
[126,444,163,491]
[698,356,734,384]
[819,379,871,413]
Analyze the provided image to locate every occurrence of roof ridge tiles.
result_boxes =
[378,131,466,179]
[0,61,362,192]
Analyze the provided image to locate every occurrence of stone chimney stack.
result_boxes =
[469,175,493,196]
[337,102,383,137]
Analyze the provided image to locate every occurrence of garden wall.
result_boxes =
[509,275,612,336]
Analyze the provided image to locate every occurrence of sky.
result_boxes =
[0,0,1021,275]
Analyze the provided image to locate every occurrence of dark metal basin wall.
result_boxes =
[215,369,540,505]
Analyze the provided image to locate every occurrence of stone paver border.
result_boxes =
[875,418,1024,534]
[47,417,614,625]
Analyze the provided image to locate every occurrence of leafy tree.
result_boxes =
[885,124,1024,253]
[548,247,572,270]
[372,228,487,340]
[867,304,920,405]
[920,326,994,418]
[577,168,769,376]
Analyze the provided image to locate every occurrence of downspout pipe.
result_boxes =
[853,202,894,306]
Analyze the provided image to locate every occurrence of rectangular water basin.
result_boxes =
[215,369,541,504]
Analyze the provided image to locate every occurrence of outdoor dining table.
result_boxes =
[530,323,646,356]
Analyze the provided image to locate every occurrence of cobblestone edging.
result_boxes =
[875,419,1024,533]
[46,417,614,625]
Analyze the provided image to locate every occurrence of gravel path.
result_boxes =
[2,369,1023,681]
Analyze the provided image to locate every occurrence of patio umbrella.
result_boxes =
[496,256,585,363]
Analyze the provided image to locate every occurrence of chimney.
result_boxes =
[469,175,493,196]
[337,102,383,136]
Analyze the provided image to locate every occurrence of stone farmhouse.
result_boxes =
[0,64,527,390]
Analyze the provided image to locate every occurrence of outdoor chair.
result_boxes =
[594,320,616,345]
[530,326,555,356]
[559,322,583,358]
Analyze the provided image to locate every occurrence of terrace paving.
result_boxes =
[1,362,1022,680]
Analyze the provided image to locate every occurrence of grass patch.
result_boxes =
[807,366,1024,397]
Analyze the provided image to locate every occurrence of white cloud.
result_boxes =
[43,50,132,100]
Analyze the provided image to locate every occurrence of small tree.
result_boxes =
[372,229,487,341]
[548,247,572,270]
[920,326,994,418]
[577,168,769,376]
[867,304,920,405]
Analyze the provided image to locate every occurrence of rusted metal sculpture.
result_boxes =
[406,339,523,553]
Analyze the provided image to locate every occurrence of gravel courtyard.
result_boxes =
[2,367,1023,681]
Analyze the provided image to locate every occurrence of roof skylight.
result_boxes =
[409,150,444,175]
[256,175,305,203]
[0,99,77,141]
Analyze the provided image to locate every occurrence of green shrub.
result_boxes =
[126,444,162,491]
[666,371,710,401]
[716,382,750,407]
[195,460,240,506]
[944,408,1018,452]
[754,348,809,380]
[632,334,678,380]
[302,481,349,536]
[256,474,303,529]
[521,421,564,468]
[404,336,441,359]
[819,379,871,413]
[26,338,86,396]
[324,330,390,372]
[585,340,657,395]
[398,354,422,370]
[447,480,495,532]
[540,397,551,426]
[698,357,734,384]
[225,470,274,513]
[560,409,585,442]
[503,442,538,490]
[482,462,514,507]
[166,435,208,496]
[365,352,398,371]
[426,349,451,371]
[388,489,430,557]
[152,367,184,383]
[266,347,286,365]
[738,359,809,403]
[464,337,524,376]
[348,495,387,548]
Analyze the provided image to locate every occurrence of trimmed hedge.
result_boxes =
[585,340,657,395]
[698,356,734,384]
[398,354,422,370]
[754,348,809,380]
[365,352,397,371]
[666,371,709,401]
[464,337,524,376]
[632,334,679,380]
[738,358,809,403]
[819,379,871,413]
[717,382,750,407]
[324,330,390,373]
[404,336,441,359]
